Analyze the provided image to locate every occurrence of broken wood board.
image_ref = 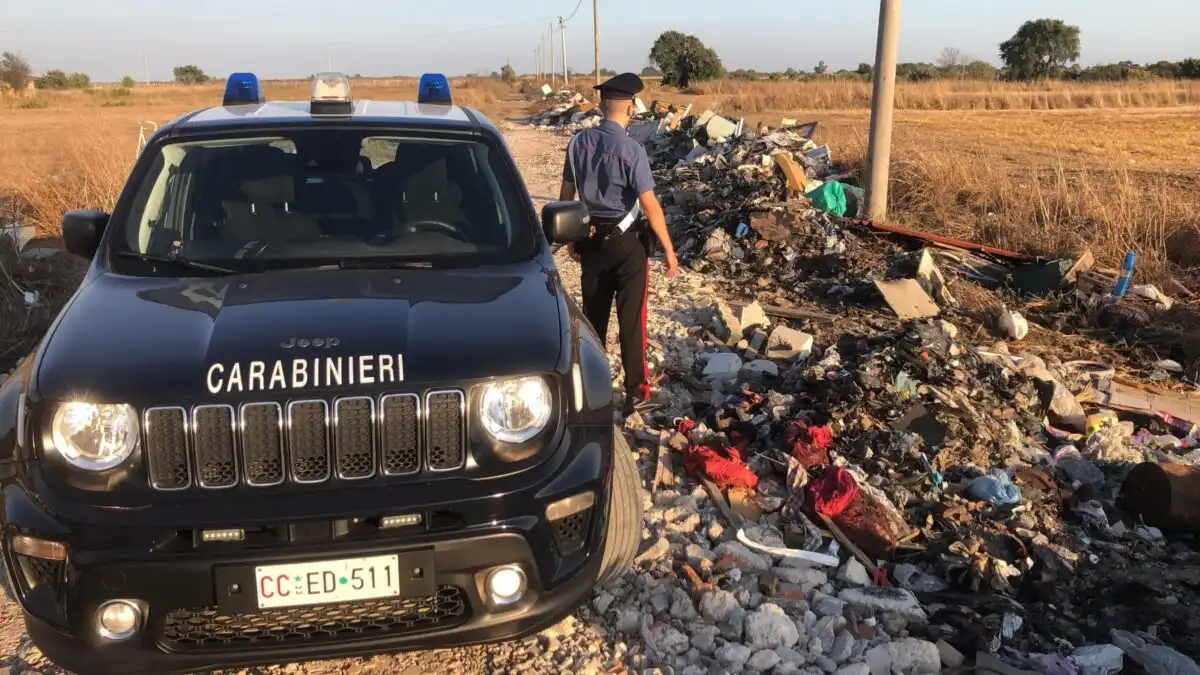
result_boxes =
[652,430,677,494]
[1090,381,1200,423]
[729,488,763,521]
[874,278,940,320]
[726,301,835,323]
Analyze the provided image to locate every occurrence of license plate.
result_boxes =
[254,554,400,609]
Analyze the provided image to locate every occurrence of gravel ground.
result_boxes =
[0,122,940,675]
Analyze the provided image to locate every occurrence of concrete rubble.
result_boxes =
[526,90,1200,675]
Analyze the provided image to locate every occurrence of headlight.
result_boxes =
[480,376,553,444]
[51,402,139,471]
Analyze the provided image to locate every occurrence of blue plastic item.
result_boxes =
[1111,251,1136,297]
[418,73,452,104]
[223,73,264,106]
[966,469,1021,506]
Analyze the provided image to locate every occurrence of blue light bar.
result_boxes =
[418,73,452,105]
[223,72,264,106]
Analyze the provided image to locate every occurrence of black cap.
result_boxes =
[593,72,644,100]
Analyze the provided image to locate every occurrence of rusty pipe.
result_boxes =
[1120,462,1200,533]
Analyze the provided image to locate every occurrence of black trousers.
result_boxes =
[578,225,651,401]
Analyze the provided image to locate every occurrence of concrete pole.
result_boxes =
[549,23,556,87]
[593,0,600,87]
[865,0,901,222]
[534,48,539,79]
[560,17,569,86]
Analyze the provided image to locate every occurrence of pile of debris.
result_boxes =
[532,95,1200,674]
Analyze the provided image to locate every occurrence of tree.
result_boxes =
[66,72,90,89]
[1179,58,1200,79]
[173,64,209,85]
[937,47,966,69]
[783,67,801,79]
[813,60,828,75]
[964,60,999,80]
[121,75,136,87]
[1,51,33,91]
[648,31,724,87]
[999,19,1081,80]
[500,63,516,84]
[640,65,662,77]
[36,68,69,90]
[856,63,873,77]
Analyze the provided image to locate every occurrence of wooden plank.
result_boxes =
[818,513,879,575]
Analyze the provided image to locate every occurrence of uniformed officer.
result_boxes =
[559,72,679,415]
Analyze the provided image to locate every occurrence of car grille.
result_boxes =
[159,586,469,651]
[143,391,465,491]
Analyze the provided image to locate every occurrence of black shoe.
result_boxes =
[622,393,665,415]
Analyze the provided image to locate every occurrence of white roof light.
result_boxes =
[311,72,351,101]
[310,72,353,114]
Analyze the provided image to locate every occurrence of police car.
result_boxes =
[0,72,643,675]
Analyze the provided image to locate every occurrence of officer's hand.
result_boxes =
[664,250,679,279]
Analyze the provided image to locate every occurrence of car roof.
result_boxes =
[168,99,498,135]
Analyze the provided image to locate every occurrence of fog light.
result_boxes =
[485,565,527,605]
[380,514,423,529]
[11,535,66,561]
[96,600,142,641]
[200,528,244,542]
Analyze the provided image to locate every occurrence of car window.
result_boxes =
[115,130,532,270]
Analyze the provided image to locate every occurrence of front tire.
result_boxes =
[596,427,644,587]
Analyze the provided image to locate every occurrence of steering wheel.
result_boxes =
[403,219,469,242]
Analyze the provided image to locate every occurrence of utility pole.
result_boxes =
[534,47,539,79]
[549,23,556,87]
[143,53,149,84]
[593,0,600,87]
[327,52,332,71]
[559,16,569,86]
[866,0,901,222]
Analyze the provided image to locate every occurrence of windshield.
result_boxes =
[113,129,534,270]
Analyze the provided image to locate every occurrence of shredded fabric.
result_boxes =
[805,466,860,517]
[684,443,759,490]
[785,420,834,469]
[676,417,759,490]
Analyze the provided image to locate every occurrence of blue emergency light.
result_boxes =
[418,73,452,105]
[223,72,264,106]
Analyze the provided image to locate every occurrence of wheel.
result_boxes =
[595,426,645,587]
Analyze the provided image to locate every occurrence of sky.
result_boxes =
[2,0,1197,82]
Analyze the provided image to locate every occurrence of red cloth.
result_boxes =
[683,443,760,490]
[785,421,834,469]
[676,418,759,490]
[805,466,859,517]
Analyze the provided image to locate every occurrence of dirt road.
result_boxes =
[0,123,645,675]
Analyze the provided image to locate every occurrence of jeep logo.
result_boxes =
[280,337,340,349]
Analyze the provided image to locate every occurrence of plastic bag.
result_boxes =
[805,180,848,217]
[966,468,1022,506]
[1110,630,1200,675]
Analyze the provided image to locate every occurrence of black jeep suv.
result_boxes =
[0,73,642,675]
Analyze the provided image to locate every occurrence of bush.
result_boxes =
[66,72,90,89]
[121,75,136,87]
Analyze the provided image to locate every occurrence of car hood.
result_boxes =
[37,262,567,404]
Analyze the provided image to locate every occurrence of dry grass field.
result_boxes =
[3,76,1200,285]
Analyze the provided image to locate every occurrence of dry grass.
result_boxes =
[554,77,1200,112]
[689,78,1200,112]
[2,76,1200,289]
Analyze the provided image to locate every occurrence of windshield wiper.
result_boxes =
[115,251,237,274]
[337,259,434,269]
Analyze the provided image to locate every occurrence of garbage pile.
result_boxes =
[532,95,1200,674]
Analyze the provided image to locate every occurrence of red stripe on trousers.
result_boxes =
[638,262,651,399]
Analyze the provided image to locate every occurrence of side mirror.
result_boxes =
[61,209,110,259]
[541,201,589,245]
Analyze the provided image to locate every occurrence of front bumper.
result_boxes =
[3,427,614,675]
